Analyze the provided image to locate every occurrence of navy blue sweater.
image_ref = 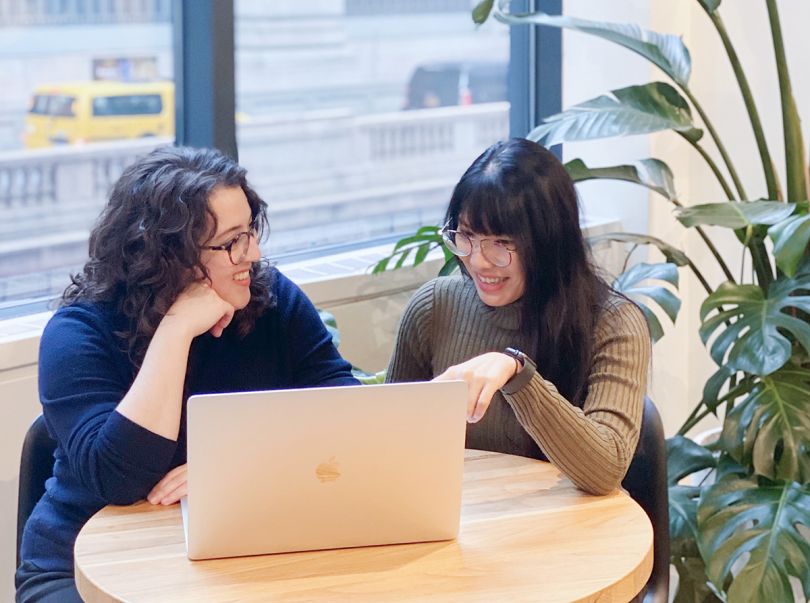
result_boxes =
[21,269,358,574]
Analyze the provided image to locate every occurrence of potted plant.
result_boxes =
[375,1,810,601]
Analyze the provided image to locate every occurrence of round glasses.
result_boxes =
[440,225,516,268]
[202,228,257,265]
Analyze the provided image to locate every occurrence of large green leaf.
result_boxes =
[670,485,703,558]
[699,277,810,375]
[587,232,690,267]
[565,157,677,201]
[701,365,740,412]
[371,225,451,274]
[719,367,810,483]
[612,262,680,342]
[768,213,810,277]
[437,258,458,277]
[676,201,796,230]
[318,309,340,348]
[672,557,723,603]
[714,453,750,482]
[471,0,494,25]
[667,435,717,485]
[698,478,810,603]
[667,436,717,558]
[493,7,691,85]
[528,82,703,147]
[352,369,387,385]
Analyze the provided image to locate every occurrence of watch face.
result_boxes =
[505,347,533,370]
[505,347,525,364]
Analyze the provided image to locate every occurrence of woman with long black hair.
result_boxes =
[387,138,651,495]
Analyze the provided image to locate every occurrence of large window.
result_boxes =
[233,1,510,256]
[0,0,174,313]
[1,0,560,316]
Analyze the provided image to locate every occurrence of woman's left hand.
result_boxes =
[433,352,518,423]
[147,463,187,506]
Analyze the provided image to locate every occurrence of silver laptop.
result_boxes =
[182,380,467,560]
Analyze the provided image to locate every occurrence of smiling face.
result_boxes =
[458,219,526,307]
[200,185,261,310]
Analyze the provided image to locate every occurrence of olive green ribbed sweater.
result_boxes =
[386,275,651,495]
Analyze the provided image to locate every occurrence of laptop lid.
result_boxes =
[184,380,467,560]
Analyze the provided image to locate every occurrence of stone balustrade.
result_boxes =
[0,103,509,302]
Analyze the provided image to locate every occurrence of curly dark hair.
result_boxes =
[63,145,275,366]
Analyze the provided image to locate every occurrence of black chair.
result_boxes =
[621,397,670,603]
[16,414,57,568]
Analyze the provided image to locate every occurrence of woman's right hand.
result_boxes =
[163,281,235,339]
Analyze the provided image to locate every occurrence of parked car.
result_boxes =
[403,61,507,110]
[24,80,174,148]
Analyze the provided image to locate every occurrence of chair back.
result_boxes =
[621,397,670,603]
[16,414,57,568]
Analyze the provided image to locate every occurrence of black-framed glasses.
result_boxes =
[440,224,516,268]
[202,227,257,265]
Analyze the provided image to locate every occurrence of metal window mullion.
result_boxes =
[172,0,237,159]
[508,0,561,155]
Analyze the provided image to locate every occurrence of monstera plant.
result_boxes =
[375,1,810,601]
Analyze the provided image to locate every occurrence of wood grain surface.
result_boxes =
[75,450,653,602]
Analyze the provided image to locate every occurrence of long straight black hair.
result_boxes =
[444,138,610,406]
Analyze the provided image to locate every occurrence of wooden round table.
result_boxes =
[75,450,653,602]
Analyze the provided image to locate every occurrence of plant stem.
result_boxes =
[767,0,809,204]
[685,257,714,296]
[696,228,735,283]
[672,199,736,283]
[707,11,782,200]
[677,132,736,200]
[678,404,716,436]
[674,138,772,286]
[682,87,748,200]
[749,239,774,289]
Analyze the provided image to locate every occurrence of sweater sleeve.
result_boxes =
[275,271,359,387]
[503,301,650,495]
[386,279,436,383]
[38,306,178,505]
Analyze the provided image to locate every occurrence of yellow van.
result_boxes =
[24,80,174,148]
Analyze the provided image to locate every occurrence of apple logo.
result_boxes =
[315,456,341,483]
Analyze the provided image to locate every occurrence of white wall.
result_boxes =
[0,318,48,602]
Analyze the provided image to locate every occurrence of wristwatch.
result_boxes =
[504,347,534,371]
[501,347,537,395]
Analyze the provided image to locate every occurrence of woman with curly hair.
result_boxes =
[16,146,358,602]
[387,138,651,495]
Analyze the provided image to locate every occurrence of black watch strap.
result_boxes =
[501,347,536,395]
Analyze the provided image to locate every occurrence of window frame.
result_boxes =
[173,0,561,156]
[173,0,238,159]
[509,0,562,144]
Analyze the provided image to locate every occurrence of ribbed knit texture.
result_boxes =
[386,275,651,495]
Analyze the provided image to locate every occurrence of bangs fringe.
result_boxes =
[455,179,520,236]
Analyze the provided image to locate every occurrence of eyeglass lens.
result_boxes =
[442,230,512,267]
[229,232,252,264]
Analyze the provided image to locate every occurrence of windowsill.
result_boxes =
[0,215,621,372]
[0,241,440,372]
